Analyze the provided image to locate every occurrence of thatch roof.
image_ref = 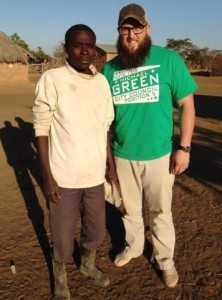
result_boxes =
[0,31,27,64]
[17,45,35,60]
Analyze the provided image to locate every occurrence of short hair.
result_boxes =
[65,24,96,47]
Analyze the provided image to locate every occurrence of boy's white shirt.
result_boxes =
[33,63,114,188]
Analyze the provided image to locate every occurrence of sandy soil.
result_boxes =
[0,78,221,300]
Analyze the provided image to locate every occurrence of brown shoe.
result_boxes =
[114,246,140,267]
[162,266,179,288]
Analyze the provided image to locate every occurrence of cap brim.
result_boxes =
[119,14,148,26]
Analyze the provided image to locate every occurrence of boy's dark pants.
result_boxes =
[49,184,105,263]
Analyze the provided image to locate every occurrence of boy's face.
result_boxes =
[66,30,96,73]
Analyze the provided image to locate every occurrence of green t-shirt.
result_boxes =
[102,45,198,161]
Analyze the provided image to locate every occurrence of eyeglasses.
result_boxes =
[118,25,145,35]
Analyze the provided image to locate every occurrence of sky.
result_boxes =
[1,0,221,55]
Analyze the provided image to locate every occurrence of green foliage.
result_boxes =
[31,47,51,63]
[10,33,30,51]
[166,38,197,60]
[53,42,65,58]
[53,42,66,64]
[166,38,213,69]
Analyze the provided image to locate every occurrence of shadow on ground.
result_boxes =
[175,94,222,197]
[194,94,222,120]
[0,117,54,293]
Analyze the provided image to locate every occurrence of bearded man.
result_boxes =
[102,3,197,288]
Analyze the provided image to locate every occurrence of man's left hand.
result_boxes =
[170,150,190,175]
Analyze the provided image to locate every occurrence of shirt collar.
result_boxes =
[65,61,98,80]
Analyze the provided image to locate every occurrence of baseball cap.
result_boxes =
[118,3,149,27]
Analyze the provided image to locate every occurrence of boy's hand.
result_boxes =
[43,173,61,203]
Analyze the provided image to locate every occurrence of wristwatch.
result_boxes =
[177,145,191,153]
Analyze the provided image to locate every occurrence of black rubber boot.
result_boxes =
[80,247,110,288]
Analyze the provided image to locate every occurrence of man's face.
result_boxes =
[118,18,149,53]
[117,18,152,69]
[66,30,96,73]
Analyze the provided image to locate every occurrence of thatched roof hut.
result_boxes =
[0,31,28,63]
[0,31,29,82]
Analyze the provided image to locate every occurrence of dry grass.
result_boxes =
[194,75,222,96]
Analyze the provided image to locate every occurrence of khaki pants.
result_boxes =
[115,154,175,270]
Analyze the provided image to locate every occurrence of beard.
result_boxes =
[117,35,152,69]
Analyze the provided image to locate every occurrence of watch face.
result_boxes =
[179,145,191,152]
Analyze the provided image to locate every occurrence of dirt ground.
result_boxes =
[0,76,221,300]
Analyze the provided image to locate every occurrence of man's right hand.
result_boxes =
[43,174,61,203]
[35,136,60,203]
